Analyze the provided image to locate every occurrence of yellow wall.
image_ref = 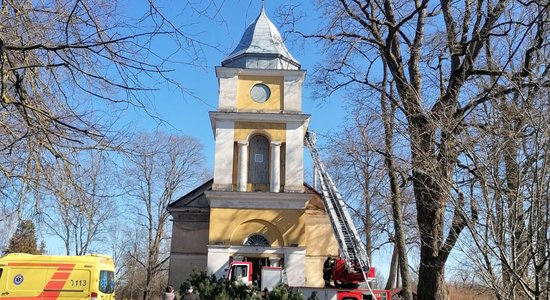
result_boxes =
[304,195,340,287]
[306,256,326,287]
[209,208,305,247]
[305,215,339,256]
[237,75,283,111]
[234,122,286,142]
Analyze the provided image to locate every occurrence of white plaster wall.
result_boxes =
[285,122,305,192]
[283,74,304,113]
[207,246,231,279]
[213,120,235,191]
[284,248,306,287]
[217,69,238,111]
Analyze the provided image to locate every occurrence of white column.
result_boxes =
[212,120,235,191]
[285,122,305,192]
[237,141,249,192]
[270,141,281,193]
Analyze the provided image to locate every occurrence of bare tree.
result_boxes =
[112,227,151,300]
[123,131,206,300]
[379,71,414,300]
[289,0,546,299]
[324,68,416,299]
[324,109,386,261]
[0,0,217,221]
[456,9,550,298]
[41,152,117,255]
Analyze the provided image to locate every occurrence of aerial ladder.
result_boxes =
[304,131,377,296]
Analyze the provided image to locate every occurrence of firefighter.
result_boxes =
[323,255,335,287]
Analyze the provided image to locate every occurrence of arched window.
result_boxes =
[248,135,269,190]
[244,234,270,247]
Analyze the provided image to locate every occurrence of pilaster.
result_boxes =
[270,141,281,192]
[237,141,249,192]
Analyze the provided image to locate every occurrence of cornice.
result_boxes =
[215,66,306,79]
[210,111,310,123]
[205,191,311,209]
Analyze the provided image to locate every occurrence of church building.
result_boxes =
[167,5,338,288]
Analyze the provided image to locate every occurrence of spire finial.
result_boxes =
[258,0,266,16]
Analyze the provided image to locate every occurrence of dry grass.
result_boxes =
[447,285,494,300]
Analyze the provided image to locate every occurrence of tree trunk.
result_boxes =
[385,245,398,290]
[414,177,449,300]
[381,75,413,300]
[417,256,447,300]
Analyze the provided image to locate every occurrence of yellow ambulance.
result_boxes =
[0,253,115,300]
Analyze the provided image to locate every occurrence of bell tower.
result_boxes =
[206,5,312,285]
[168,5,338,289]
[210,6,309,194]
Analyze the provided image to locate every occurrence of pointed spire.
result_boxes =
[222,3,300,70]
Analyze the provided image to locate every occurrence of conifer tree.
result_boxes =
[5,220,43,255]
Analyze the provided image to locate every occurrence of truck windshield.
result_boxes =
[99,270,115,294]
[231,265,248,279]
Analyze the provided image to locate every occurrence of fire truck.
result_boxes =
[227,132,391,300]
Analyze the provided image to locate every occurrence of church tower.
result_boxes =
[168,5,338,288]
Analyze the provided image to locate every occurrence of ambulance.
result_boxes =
[0,253,115,300]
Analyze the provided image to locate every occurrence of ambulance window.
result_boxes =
[99,270,115,294]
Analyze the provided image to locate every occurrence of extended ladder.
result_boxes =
[304,131,373,287]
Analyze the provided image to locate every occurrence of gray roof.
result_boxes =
[167,179,212,211]
[222,5,300,70]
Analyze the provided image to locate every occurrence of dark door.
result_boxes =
[248,135,269,191]
[245,257,269,289]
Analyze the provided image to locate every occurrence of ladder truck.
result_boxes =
[227,131,390,300]
[304,131,382,298]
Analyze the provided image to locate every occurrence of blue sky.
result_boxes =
[126,0,346,170]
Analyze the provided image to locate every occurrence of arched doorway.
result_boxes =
[248,135,269,191]
[243,234,271,289]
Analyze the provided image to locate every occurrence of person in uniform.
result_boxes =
[323,256,335,287]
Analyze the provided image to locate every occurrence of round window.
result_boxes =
[250,84,271,103]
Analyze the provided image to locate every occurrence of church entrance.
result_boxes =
[246,256,268,288]
[232,256,279,289]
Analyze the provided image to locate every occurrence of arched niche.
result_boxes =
[248,134,270,190]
